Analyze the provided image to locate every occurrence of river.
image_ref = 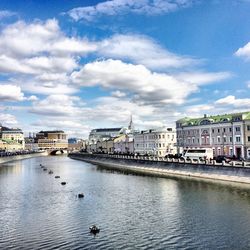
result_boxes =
[0,156,250,249]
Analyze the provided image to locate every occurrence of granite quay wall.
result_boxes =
[69,153,250,186]
[0,151,48,165]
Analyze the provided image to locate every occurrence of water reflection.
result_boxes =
[0,156,250,249]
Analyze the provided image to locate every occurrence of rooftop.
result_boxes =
[91,128,122,133]
[176,111,250,127]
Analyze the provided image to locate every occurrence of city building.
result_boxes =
[68,138,86,152]
[88,127,125,143]
[176,112,250,159]
[134,127,176,156]
[0,125,25,151]
[114,134,134,154]
[36,130,68,149]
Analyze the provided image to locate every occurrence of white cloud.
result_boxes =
[71,59,229,105]
[111,90,127,97]
[215,95,250,108]
[0,113,18,126]
[235,42,250,59]
[67,0,195,21]
[99,34,199,69]
[30,94,83,117]
[247,80,250,88]
[175,71,232,85]
[0,19,95,58]
[0,84,25,101]
[26,95,38,101]
[0,10,16,19]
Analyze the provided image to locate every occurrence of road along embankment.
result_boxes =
[0,151,48,165]
[69,153,250,186]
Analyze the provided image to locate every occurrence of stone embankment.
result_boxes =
[69,153,250,186]
[0,151,48,165]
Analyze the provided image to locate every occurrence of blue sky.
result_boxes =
[0,0,250,137]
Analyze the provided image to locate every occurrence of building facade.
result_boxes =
[0,125,25,151]
[88,128,124,143]
[114,134,134,154]
[134,128,176,156]
[36,130,68,149]
[176,112,250,159]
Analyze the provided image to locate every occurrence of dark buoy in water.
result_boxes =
[89,225,100,234]
[43,168,47,171]
[48,170,53,174]
[78,193,84,198]
[61,182,66,185]
[55,176,60,179]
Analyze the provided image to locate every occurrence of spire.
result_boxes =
[128,115,134,131]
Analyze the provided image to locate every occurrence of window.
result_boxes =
[162,135,165,139]
[218,129,220,133]
[247,125,250,131]
[159,143,161,147]
[229,127,232,132]
[159,135,161,139]
[236,136,241,143]
[223,137,226,143]
[217,136,221,143]
[235,127,241,132]
[212,129,214,133]
[223,128,226,133]
[229,137,232,143]
[248,136,250,142]
[230,148,233,156]
[163,143,165,147]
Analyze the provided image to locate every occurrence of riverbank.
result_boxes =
[0,151,48,165]
[69,153,250,186]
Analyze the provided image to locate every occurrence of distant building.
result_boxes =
[0,125,25,151]
[88,127,124,143]
[114,134,134,154]
[36,130,68,149]
[68,138,86,152]
[24,137,38,151]
[176,112,250,159]
[134,127,176,156]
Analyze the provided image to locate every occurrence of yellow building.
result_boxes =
[0,127,25,151]
[36,130,68,149]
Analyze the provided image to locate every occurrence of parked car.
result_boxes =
[214,155,231,163]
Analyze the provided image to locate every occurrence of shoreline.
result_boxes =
[0,151,48,165]
[69,153,250,186]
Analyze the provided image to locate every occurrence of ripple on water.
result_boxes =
[1,156,250,249]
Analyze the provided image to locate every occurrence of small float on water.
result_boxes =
[89,225,100,234]
[78,193,84,198]
[61,181,66,185]
[43,168,47,171]
[48,170,53,174]
[55,176,60,179]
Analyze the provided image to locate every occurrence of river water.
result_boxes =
[0,156,250,250]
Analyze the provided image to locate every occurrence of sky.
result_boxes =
[0,0,250,138]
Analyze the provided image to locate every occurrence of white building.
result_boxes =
[88,128,124,143]
[134,128,176,156]
[114,134,134,154]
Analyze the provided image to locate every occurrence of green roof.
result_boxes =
[176,111,250,126]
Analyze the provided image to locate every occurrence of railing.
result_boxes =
[71,152,250,168]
